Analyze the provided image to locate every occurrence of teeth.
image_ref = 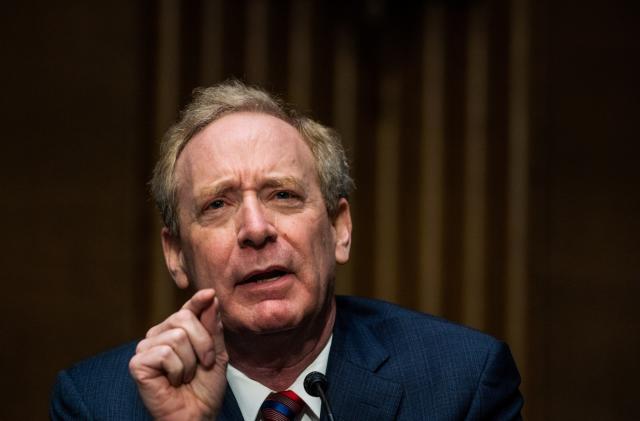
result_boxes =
[256,275,281,284]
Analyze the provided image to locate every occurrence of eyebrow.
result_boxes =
[195,178,238,203]
[262,176,306,192]
[195,175,307,202]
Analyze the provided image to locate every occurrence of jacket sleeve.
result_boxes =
[464,341,524,420]
[50,370,93,421]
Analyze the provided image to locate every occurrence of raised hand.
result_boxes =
[129,289,228,420]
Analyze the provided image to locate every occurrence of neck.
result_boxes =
[225,298,336,391]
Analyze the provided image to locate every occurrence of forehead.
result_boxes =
[174,112,317,188]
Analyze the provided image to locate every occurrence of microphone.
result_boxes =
[304,371,336,421]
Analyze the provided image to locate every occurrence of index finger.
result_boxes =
[185,288,226,358]
[201,296,227,359]
[184,289,222,339]
[181,288,216,316]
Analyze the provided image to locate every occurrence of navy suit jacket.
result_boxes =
[51,296,523,420]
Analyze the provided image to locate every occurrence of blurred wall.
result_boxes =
[1,0,638,419]
[1,2,156,420]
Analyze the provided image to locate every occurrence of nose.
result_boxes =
[236,196,277,248]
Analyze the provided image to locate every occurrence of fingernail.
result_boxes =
[204,350,215,367]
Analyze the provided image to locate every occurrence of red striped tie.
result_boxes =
[260,390,305,421]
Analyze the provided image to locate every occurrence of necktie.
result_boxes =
[260,390,305,421]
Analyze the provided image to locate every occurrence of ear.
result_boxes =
[333,198,352,264]
[161,227,190,289]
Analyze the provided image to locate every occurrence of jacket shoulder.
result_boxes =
[65,341,138,390]
[334,296,523,419]
[335,295,497,348]
[50,341,151,420]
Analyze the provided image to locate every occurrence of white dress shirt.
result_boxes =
[226,336,332,421]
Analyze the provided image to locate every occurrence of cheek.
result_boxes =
[189,236,235,289]
[312,219,335,253]
[301,223,336,275]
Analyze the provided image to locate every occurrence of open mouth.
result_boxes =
[239,268,290,285]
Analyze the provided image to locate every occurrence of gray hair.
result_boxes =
[150,80,355,235]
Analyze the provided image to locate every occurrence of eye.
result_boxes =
[208,199,225,209]
[275,191,294,200]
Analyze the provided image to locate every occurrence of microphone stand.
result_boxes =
[304,372,336,421]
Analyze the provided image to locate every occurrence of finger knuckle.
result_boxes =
[128,356,144,379]
[156,344,173,359]
[128,355,139,371]
[135,340,147,353]
[145,327,156,338]
[170,328,188,344]
[173,309,194,324]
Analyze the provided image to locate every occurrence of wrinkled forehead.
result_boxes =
[173,111,319,193]
[179,111,310,160]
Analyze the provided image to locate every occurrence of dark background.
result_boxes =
[1,1,638,419]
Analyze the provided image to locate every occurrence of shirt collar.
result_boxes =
[226,335,332,421]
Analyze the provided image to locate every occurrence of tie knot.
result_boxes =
[260,390,305,421]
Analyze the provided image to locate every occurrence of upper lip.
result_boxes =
[238,266,291,284]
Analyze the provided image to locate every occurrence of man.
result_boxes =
[51,81,523,420]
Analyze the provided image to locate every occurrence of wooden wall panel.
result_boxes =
[0,1,156,418]
[529,0,640,418]
[462,0,489,330]
[420,3,447,316]
[505,0,530,391]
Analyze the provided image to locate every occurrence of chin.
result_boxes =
[252,321,298,335]
[225,294,330,335]
[257,308,302,332]
[235,300,305,334]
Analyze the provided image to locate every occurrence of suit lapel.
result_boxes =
[323,309,403,421]
[218,384,244,421]
[218,299,404,421]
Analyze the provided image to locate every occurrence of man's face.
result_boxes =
[163,112,352,335]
